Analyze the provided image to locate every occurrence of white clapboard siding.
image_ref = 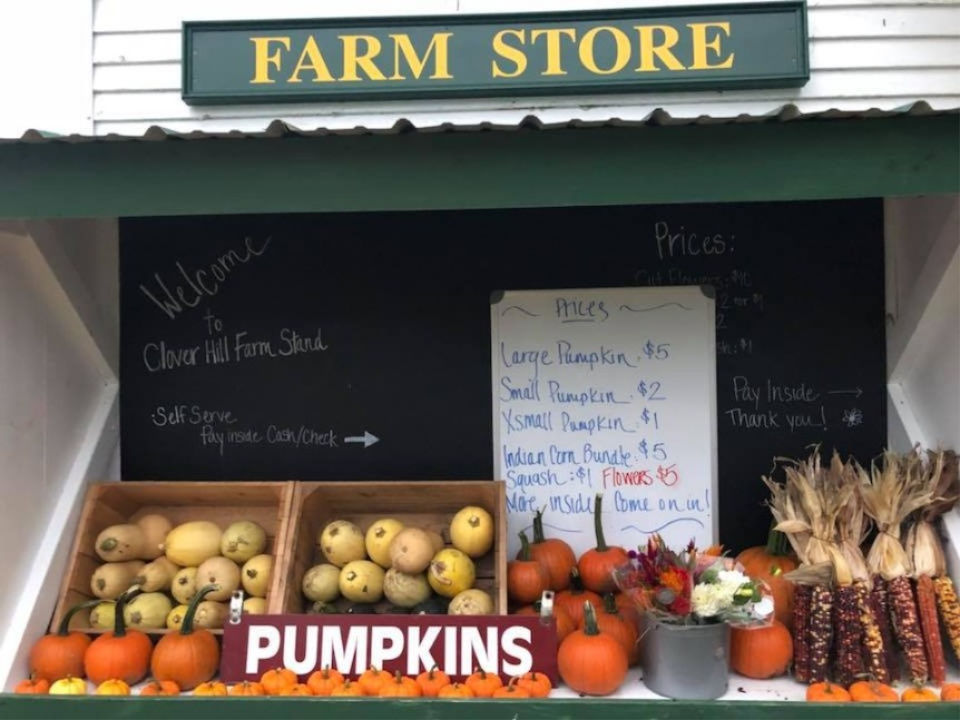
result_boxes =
[90,0,960,135]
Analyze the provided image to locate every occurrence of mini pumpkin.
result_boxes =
[358,666,391,696]
[438,682,475,698]
[729,620,792,679]
[508,531,549,604]
[14,676,49,694]
[577,494,628,594]
[140,680,180,696]
[95,678,131,695]
[378,671,422,697]
[492,678,530,698]
[261,667,298,695]
[516,671,552,698]
[557,601,627,696]
[307,667,344,696]
[465,669,503,698]
[150,584,221,690]
[331,680,365,696]
[415,666,451,697]
[281,683,313,696]
[849,680,899,703]
[806,682,851,702]
[193,681,228,696]
[83,589,153,686]
[28,599,99,682]
[942,683,960,701]
[228,681,265,696]
[902,686,939,702]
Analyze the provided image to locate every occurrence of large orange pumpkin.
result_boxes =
[508,531,549,604]
[555,569,602,627]
[595,594,640,666]
[83,589,153,686]
[736,528,797,630]
[557,602,628,696]
[28,599,100,682]
[849,680,899,702]
[729,620,793,679]
[515,600,575,643]
[577,494,629,594]
[150,584,221,690]
[527,509,577,591]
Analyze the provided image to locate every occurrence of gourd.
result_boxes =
[95,524,146,562]
[140,680,181,696]
[577,494,629,594]
[124,592,173,629]
[736,527,798,629]
[151,584,221,690]
[243,597,267,614]
[196,556,241,601]
[729,620,793,678]
[555,568,602,627]
[596,594,640,666]
[448,588,495,615]
[339,560,385,603]
[220,520,267,563]
[302,563,340,602]
[90,560,145,599]
[89,602,116,630]
[415,667,450,697]
[319,520,366,567]
[307,667,344,696]
[527,508,577,591]
[450,506,494,558]
[135,514,172,560]
[193,600,229,629]
[378,671,422,697]
[428,548,475,598]
[166,604,188,631]
[261,667,298,695]
[389,528,435,574]
[464,669,502,698]
[507,531,549,604]
[171,567,198,604]
[242,554,273,597]
[133,557,179,593]
[162,521,222,566]
[557,602,628,696]
[365,518,405,568]
[806,682,851,702]
[28,599,100,681]
[49,676,87,695]
[83,589,153,686]
[95,679,130,695]
[383,568,431,607]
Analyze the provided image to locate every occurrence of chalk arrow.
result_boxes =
[345,431,379,448]
[828,388,863,399]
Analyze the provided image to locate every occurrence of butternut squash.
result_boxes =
[134,557,179,592]
[89,602,116,629]
[95,524,146,562]
[90,560,145,599]
[135,514,172,560]
[124,592,173,629]
[196,556,240,601]
[171,567,198,605]
[242,554,273,598]
[193,601,229,629]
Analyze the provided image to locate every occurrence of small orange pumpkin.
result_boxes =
[14,676,50,694]
[193,681,228,696]
[379,671,422,697]
[140,679,181,696]
[554,568,602,627]
[729,620,793,679]
[557,601,628,696]
[516,671,552,698]
[438,682,475,698]
[415,666,450,697]
[614,592,641,636]
[806,682,851,702]
[228,681,265,696]
[595,594,640,666]
[577,494,629,594]
[942,683,960,701]
[281,683,313,696]
[28,599,99,682]
[508,531,550,604]
[83,589,153,686]
[358,666,391,696]
[331,679,365,697]
[515,600,575,643]
[95,679,131,695]
[492,678,530,698]
[150,585,221,690]
[849,680,899,703]
[307,667,344,696]
[261,667,298,696]
[902,686,939,702]
[465,669,503,698]
[527,508,577,591]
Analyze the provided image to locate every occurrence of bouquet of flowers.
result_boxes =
[613,535,774,626]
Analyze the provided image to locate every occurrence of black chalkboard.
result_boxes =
[120,200,885,551]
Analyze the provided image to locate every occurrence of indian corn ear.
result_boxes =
[793,584,812,683]
[915,575,946,685]
[888,575,928,684]
[856,580,888,684]
[934,576,960,660]
[832,585,864,686]
[808,584,833,683]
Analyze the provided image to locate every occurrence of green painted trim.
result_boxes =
[2,696,958,720]
[0,116,956,219]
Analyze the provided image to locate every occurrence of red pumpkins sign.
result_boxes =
[221,614,559,682]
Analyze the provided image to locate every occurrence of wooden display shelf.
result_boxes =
[276,481,507,615]
[52,481,295,635]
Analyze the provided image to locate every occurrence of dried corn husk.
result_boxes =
[906,450,958,578]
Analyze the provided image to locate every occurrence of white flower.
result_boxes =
[752,596,774,620]
[692,582,734,617]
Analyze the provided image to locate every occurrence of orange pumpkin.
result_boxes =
[140,680,181,696]
[358,666,391,696]
[438,682,475,698]
[331,679,365,697]
[849,680,899,703]
[150,584,221,691]
[729,620,793,679]
[378,671,422,697]
[415,667,451,697]
[515,600,575,643]
[577,494,629,594]
[806,682,851,702]
[516,671,552,698]
[281,683,313,696]
[307,667,344,696]
[28,599,99,682]
[193,681,228,696]
[595,594,640,666]
[261,667,298,696]
[555,569,602,627]
[492,678,530,698]
[95,679,131,695]
[614,592,641,636]
[228,681,265,696]
[14,676,50,694]
[736,528,798,630]
[83,589,153,686]
[902,686,939,702]
[527,509,577,591]
[465,669,503,698]
[558,602,628,696]
[508,531,549,604]
[942,683,960,701]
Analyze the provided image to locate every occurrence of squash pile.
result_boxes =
[301,506,496,615]
[86,515,272,631]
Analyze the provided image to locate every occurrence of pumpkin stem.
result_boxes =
[394,671,403,684]
[533,509,546,544]
[593,493,607,551]
[518,531,533,561]
[569,567,586,594]
[113,586,141,638]
[765,522,790,557]
[582,602,600,636]
[602,593,618,615]
[181,583,220,635]
[57,598,102,636]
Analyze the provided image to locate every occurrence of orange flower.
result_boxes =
[659,567,687,594]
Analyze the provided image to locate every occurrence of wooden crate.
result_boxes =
[276,481,507,615]
[52,481,295,635]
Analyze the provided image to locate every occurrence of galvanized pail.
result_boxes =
[640,616,730,699]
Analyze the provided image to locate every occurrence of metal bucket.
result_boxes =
[640,615,730,699]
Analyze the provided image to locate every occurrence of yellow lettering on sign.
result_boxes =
[340,34,387,81]
[389,32,453,80]
[250,36,291,84]
[688,22,734,70]
[530,28,576,76]
[287,36,335,83]
[634,25,685,72]
[579,26,631,75]
[491,29,527,78]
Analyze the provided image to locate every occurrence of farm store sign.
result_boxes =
[182,2,808,104]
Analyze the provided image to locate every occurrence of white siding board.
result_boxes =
[94,32,181,65]
[808,7,960,37]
